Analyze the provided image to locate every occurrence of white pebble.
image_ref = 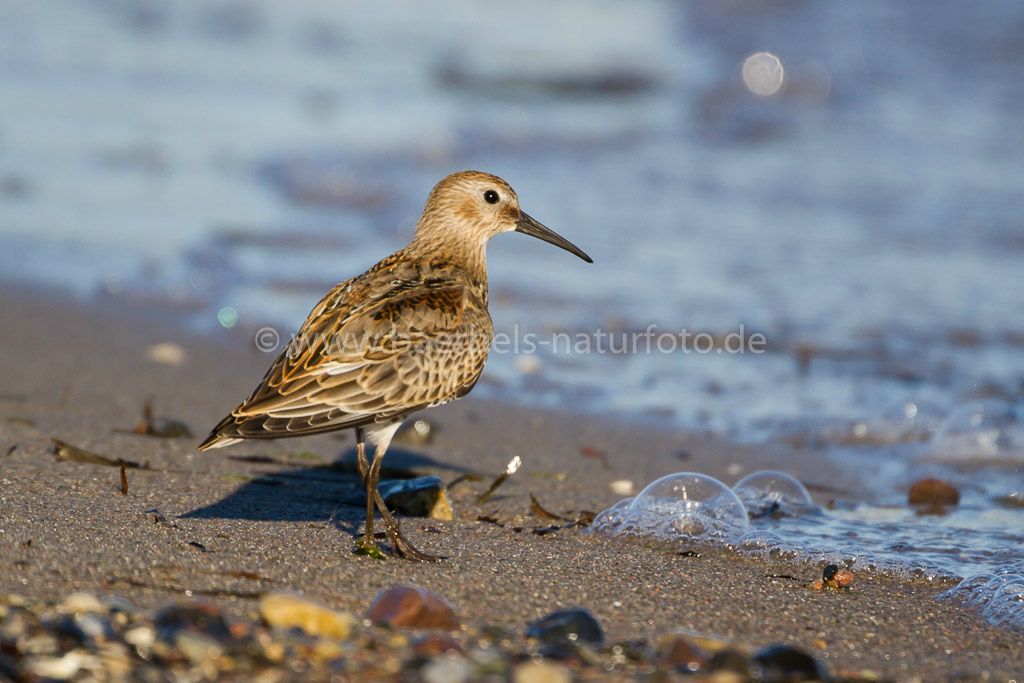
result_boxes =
[146,342,186,366]
[609,479,634,496]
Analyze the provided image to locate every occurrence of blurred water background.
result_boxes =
[1,1,1022,606]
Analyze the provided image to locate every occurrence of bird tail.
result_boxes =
[197,414,243,451]
[197,434,242,451]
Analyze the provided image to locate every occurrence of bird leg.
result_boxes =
[366,441,442,562]
[352,428,385,559]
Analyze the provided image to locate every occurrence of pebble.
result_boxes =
[367,585,459,630]
[175,631,224,665]
[753,644,829,681]
[58,592,105,614]
[657,632,708,672]
[146,342,186,366]
[421,654,471,683]
[0,589,952,681]
[377,476,454,520]
[834,569,855,588]
[814,564,856,591]
[154,602,232,644]
[709,672,748,683]
[28,650,98,680]
[124,625,155,652]
[609,479,634,496]
[512,660,572,683]
[258,592,356,639]
[61,612,114,644]
[908,478,960,507]
[708,648,753,677]
[525,607,604,648]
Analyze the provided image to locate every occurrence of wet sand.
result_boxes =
[0,284,1021,680]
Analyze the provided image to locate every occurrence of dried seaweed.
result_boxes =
[476,514,503,526]
[478,507,593,537]
[529,493,572,521]
[52,438,144,468]
[531,513,595,536]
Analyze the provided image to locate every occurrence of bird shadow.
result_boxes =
[181,446,470,524]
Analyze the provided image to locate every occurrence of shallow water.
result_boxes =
[1,1,1022,614]
[592,465,1024,629]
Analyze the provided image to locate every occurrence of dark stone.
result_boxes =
[753,644,829,681]
[50,615,89,646]
[375,476,452,519]
[525,608,604,648]
[154,603,233,644]
[709,648,753,676]
[612,638,649,663]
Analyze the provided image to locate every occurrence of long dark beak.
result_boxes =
[515,212,593,263]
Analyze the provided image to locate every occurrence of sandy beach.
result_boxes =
[1,1,1022,679]
[0,284,1020,681]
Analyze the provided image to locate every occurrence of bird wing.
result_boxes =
[200,273,490,445]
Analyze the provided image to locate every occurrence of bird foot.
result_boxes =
[384,519,444,562]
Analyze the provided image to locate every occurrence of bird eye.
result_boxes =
[483,189,499,204]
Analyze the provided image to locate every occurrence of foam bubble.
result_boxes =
[733,470,816,518]
[590,496,633,535]
[592,473,748,542]
[942,562,1024,631]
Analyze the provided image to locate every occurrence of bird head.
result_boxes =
[414,170,592,263]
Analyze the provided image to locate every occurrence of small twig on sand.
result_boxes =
[52,437,143,468]
[477,456,521,503]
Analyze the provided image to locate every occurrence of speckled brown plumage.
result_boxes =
[199,250,492,444]
[197,170,591,559]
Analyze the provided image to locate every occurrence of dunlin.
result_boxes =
[199,170,591,560]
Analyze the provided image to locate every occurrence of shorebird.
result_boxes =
[199,171,591,560]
